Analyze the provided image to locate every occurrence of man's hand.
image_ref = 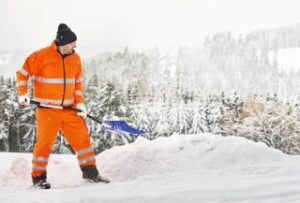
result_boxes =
[18,94,30,106]
[76,103,87,118]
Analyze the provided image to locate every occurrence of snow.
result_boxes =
[1,133,300,203]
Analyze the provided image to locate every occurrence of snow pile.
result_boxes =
[1,133,300,203]
[98,134,287,181]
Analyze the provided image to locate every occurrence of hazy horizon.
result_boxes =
[2,0,300,51]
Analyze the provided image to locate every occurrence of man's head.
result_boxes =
[55,23,77,55]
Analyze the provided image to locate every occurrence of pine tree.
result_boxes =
[0,78,10,151]
[6,78,22,152]
[219,92,243,136]
[154,102,172,137]
[177,101,191,134]
[190,94,221,134]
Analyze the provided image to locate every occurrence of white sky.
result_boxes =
[1,0,300,50]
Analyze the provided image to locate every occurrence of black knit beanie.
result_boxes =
[55,23,77,46]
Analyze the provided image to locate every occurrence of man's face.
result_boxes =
[59,41,77,55]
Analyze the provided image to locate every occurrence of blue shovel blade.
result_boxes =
[102,120,145,135]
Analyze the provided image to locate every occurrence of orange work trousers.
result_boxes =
[32,107,96,177]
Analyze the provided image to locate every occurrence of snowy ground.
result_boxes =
[1,133,300,203]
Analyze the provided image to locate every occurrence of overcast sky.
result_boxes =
[1,0,300,50]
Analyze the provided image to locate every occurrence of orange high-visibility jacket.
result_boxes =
[16,42,84,106]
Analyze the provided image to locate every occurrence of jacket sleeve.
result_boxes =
[16,52,40,96]
[74,58,84,104]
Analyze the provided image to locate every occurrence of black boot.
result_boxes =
[32,172,51,189]
[81,165,110,183]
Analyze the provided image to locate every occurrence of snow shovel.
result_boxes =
[30,100,145,136]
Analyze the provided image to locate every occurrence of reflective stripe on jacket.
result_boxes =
[16,42,84,106]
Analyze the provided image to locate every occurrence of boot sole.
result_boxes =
[84,179,110,184]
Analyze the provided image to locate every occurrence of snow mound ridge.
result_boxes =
[97,133,288,182]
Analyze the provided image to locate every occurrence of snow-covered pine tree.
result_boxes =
[154,101,172,137]
[84,75,113,154]
[6,78,22,152]
[87,80,128,152]
[0,76,9,151]
[14,78,37,153]
[177,101,192,134]
[51,131,73,154]
[130,102,158,140]
[190,94,221,134]
[219,92,243,136]
[190,101,206,134]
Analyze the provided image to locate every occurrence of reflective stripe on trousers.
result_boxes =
[32,156,49,172]
[76,147,96,165]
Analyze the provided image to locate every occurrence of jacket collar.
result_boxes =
[51,41,75,58]
[51,41,58,51]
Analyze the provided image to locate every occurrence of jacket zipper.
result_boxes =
[57,47,75,106]
[61,57,66,106]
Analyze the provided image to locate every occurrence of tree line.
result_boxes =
[1,76,300,155]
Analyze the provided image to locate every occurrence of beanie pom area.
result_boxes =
[57,23,70,34]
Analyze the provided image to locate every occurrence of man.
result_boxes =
[16,23,109,189]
